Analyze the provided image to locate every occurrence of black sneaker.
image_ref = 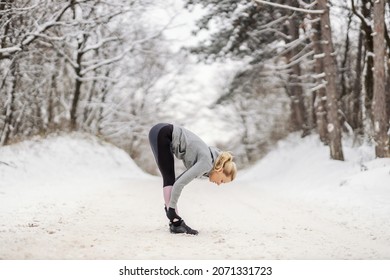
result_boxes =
[170,220,198,235]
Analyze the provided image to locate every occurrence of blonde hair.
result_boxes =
[212,151,237,181]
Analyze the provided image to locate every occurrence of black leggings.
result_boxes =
[149,123,175,187]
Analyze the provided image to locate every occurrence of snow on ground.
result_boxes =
[0,133,389,259]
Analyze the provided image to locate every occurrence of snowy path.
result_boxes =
[1,134,389,259]
[1,177,388,259]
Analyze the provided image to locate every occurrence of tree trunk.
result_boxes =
[318,0,344,160]
[340,13,352,102]
[70,72,82,130]
[351,26,363,133]
[0,0,12,61]
[1,64,16,145]
[286,0,308,135]
[97,85,109,134]
[387,65,390,124]
[311,20,328,144]
[70,41,84,130]
[362,0,374,122]
[83,78,96,125]
[372,0,390,157]
[351,0,374,122]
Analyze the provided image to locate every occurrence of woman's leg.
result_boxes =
[149,124,196,234]
[163,186,172,208]
[148,123,176,208]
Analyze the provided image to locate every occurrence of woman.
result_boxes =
[149,123,237,235]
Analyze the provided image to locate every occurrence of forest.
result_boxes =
[1,0,390,172]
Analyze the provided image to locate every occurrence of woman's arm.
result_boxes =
[168,161,209,209]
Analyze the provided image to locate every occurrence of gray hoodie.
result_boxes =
[169,125,220,209]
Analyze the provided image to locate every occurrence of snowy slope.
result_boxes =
[0,133,148,187]
[0,133,389,259]
[242,135,390,211]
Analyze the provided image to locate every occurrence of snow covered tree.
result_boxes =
[0,0,67,144]
[47,0,134,130]
[310,19,328,144]
[351,0,374,121]
[317,0,344,160]
[0,0,172,153]
[0,1,103,143]
[184,0,312,138]
[184,0,280,61]
[350,18,364,135]
[284,0,308,134]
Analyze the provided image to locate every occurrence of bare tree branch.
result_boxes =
[253,0,324,14]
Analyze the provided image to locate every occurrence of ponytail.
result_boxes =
[213,151,237,181]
